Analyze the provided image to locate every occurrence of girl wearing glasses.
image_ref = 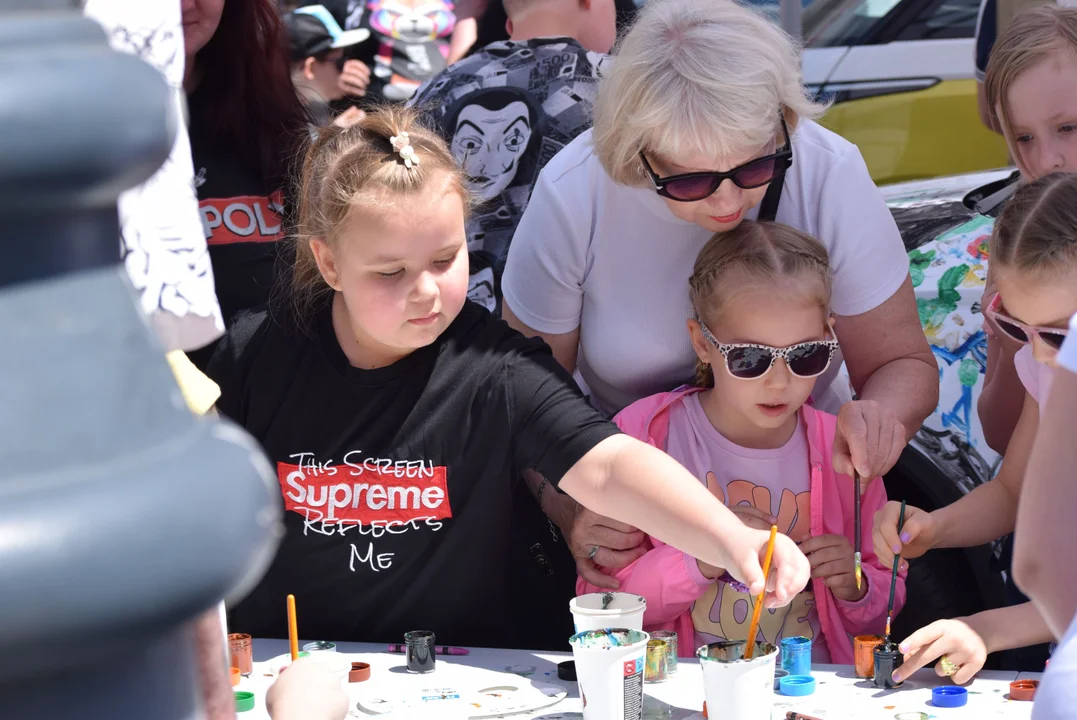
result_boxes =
[500,0,937,590]
[873,173,1077,686]
[578,221,904,661]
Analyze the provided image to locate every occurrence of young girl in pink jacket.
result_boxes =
[578,221,906,663]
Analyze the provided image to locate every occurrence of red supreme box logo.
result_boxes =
[277,462,452,525]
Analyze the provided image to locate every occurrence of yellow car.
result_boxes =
[800,0,1010,184]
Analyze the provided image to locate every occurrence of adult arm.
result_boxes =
[1013,331,1077,639]
[819,145,937,479]
[503,303,580,374]
[833,276,939,478]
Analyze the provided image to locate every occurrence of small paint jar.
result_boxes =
[228,633,253,676]
[854,635,884,679]
[650,631,678,674]
[780,636,812,676]
[644,639,669,684]
[404,630,436,674]
[873,643,904,689]
[302,641,336,653]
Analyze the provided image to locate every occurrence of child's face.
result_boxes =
[1005,49,1077,180]
[996,266,1077,368]
[689,286,830,430]
[313,174,470,364]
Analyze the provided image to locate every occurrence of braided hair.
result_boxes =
[689,221,833,387]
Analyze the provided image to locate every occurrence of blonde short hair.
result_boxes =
[984,5,1077,168]
[593,0,827,187]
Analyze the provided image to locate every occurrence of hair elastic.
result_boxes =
[390,132,420,169]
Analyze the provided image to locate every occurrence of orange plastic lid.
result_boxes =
[1010,680,1039,701]
[230,667,241,687]
[349,661,371,683]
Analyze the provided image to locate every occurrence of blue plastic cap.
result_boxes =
[932,685,968,707]
[779,674,816,696]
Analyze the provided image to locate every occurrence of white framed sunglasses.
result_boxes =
[698,320,839,380]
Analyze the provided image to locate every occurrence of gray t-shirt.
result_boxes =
[411,37,608,312]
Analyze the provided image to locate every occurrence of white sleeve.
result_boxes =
[816,148,910,317]
[501,166,590,334]
[84,0,225,353]
[1056,312,1077,374]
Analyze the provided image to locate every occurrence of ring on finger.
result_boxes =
[588,545,600,560]
[938,655,959,677]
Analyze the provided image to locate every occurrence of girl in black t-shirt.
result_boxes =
[207,106,809,646]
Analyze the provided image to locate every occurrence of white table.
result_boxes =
[237,639,1040,719]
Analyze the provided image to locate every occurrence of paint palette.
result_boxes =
[356,681,569,718]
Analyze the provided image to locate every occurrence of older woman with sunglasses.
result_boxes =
[500,0,937,588]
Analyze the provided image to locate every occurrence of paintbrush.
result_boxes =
[744,525,778,660]
[883,500,906,644]
[854,472,862,592]
[287,593,299,661]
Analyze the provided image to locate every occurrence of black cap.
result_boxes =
[284,5,370,61]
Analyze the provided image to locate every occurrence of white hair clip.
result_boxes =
[390,132,421,169]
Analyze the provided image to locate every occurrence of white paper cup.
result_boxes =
[569,592,647,633]
[569,629,649,720]
[697,640,778,720]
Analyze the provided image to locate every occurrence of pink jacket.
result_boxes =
[577,386,907,664]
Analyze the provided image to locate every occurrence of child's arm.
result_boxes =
[559,435,809,607]
[893,603,1053,685]
[577,543,715,625]
[874,391,1039,570]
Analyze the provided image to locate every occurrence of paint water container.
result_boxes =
[698,640,778,720]
[569,629,649,720]
[650,631,678,673]
[569,593,647,633]
[644,639,668,684]
[873,644,904,689]
[780,636,812,676]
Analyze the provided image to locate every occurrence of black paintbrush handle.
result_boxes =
[885,500,907,636]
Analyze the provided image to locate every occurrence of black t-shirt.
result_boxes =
[186,86,287,332]
[207,299,619,647]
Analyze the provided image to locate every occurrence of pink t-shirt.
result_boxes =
[664,393,831,662]
[1015,345,1055,419]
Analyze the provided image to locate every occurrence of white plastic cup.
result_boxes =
[569,592,647,633]
[569,629,650,720]
[697,640,778,720]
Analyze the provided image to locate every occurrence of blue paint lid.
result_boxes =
[932,685,968,707]
[779,674,816,696]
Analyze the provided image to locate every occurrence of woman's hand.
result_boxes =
[893,618,988,686]
[800,534,867,602]
[266,657,350,720]
[833,399,907,481]
[872,501,935,570]
[566,504,647,589]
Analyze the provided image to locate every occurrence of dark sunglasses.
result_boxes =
[699,320,838,380]
[985,293,1068,350]
[334,55,348,71]
[639,115,793,203]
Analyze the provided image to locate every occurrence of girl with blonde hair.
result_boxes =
[500,0,937,589]
[579,222,905,663]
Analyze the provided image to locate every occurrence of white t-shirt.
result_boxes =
[501,121,910,416]
[1032,612,1077,720]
